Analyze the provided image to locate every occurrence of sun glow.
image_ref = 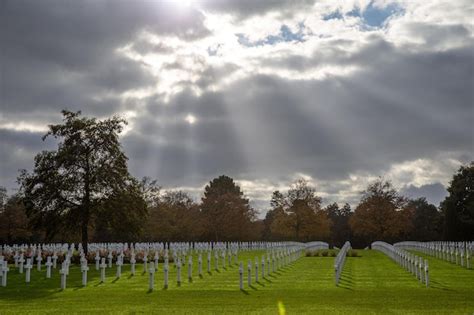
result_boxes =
[184,113,197,125]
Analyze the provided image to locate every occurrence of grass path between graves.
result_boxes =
[1,250,473,314]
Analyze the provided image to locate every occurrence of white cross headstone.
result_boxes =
[116,259,123,278]
[148,262,155,291]
[188,256,193,282]
[424,259,429,287]
[108,252,113,268]
[164,263,169,289]
[207,251,211,273]
[247,260,252,286]
[52,252,58,269]
[36,253,42,271]
[130,253,136,276]
[198,254,202,277]
[25,258,33,283]
[177,258,182,287]
[154,252,159,271]
[45,256,53,278]
[1,261,9,287]
[143,253,148,274]
[100,258,107,283]
[81,263,89,286]
[60,262,67,290]
[95,252,100,271]
[18,254,25,274]
[255,258,259,282]
[261,256,265,278]
[239,262,243,290]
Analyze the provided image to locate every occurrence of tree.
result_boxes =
[145,190,203,241]
[326,202,352,248]
[405,198,442,241]
[268,179,331,241]
[441,162,474,240]
[17,110,143,254]
[200,175,257,241]
[350,179,413,246]
[0,190,32,244]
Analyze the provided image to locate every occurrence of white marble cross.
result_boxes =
[95,252,100,271]
[1,261,9,287]
[116,259,123,278]
[18,254,25,274]
[36,252,42,271]
[188,256,193,282]
[177,258,182,287]
[164,263,169,289]
[60,262,67,290]
[239,262,243,290]
[45,256,53,279]
[207,251,211,273]
[143,253,148,273]
[198,254,202,277]
[148,262,155,291]
[130,253,136,276]
[247,260,252,286]
[107,252,113,268]
[25,258,33,283]
[100,258,107,283]
[52,252,58,269]
[255,258,259,282]
[81,263,89,286]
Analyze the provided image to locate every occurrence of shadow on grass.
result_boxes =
[240,289,250,295]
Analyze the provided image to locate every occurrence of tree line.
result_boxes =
[0,111,472,251]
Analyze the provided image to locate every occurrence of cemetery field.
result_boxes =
[1,250,473,314]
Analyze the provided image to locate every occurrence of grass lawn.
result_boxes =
[0,250,473,314]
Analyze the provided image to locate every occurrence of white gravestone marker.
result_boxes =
[19,255,25,274]
[164,263,169,289]
[60,262,67,290]
[95,252,100,271]
[177,258,182,287]
[130,253,136,276]
[100,258,107,283]
[239,262,243,290]
[247,260,252,286]
[45,256,53,278]
[1,261,9,287]
[81,263,89,286]
[188,256,193,282]
[148,262,155,291]
[255,258,259,283]
[198,254,202,277]
[36,253,42,271]
[25,258,33,283]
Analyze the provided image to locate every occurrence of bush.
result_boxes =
[321,250,329,257]
[348,250,360,257]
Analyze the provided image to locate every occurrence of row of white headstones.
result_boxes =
[0,241,309,289]
[372,241,430,287]
[394,241,473,269]
[334,241,351,286]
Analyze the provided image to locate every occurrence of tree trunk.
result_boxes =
[82,213,89,255]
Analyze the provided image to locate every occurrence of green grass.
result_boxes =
[1,250,473,314]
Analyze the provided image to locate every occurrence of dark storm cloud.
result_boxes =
[0,0,209,116]
[200,0,315,18]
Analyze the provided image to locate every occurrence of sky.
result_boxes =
[1,0,473,215]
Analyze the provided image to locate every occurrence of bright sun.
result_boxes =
[184,113,197,124]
